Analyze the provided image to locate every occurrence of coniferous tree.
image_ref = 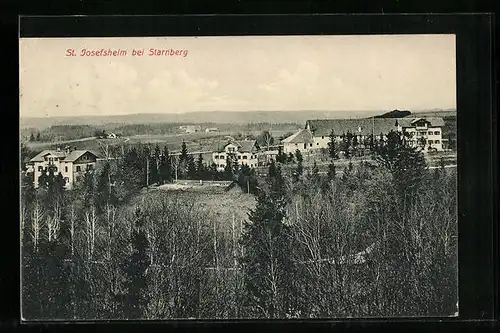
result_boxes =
[159,146,172,184]
[240,161,295,318]
[367,134,375,153]
[343,131,352,159]
[327,160,336,180]
[224,158,234,181]
[293,150,303,182]
[154,144,161,159]
[20,143,31,171]
[448,137,456,151]
[116,147,143,198]
[375,130,427,205]
[36,132,41,141]
[328,130,338,159]
[276,146,287,163]
[123,208,150,319]
[187,154,197,180]
[352,134,359,156]
[287,152,295,164]
[148,144,160,185]
[80,170,96,206]
[209,162,219,180]
[95,162,118,212]
[268,158,277,178]
[30,133,35,142]
[53,172,66,198]
[178,141,189,178]
[179,141,188,162]
[196,154,204,179]
[310,161,320,183]
[237,164,259,195]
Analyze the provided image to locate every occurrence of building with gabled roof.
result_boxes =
[28,149,101,189]
[281,128,314,154]
[212,139,259,171]
[287,116,446,153]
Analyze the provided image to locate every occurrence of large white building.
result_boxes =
[281,128,315,154]
[28,149,101,189]
[212,140,259,171]
[282,117,445,153]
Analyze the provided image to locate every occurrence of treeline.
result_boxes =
[442,116,457,150]
[23,122,300,143]
[109,142,259,190]
[20,130,457,319]
[29,125,99,142]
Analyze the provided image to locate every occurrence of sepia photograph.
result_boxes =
[19,34,458,320]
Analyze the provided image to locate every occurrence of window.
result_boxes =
[428,140,433,144]
[238,155,241,159]
[38,166,43,172]
[87,164,93,170]
[321,136,324,139]
[65,166,68,172]
[76,166,81,172]
[428,131,433,135]
[434,131,440,135]
[317,143,319,145]
[243,155,247,159]
[310,143,313,147]
[295,143,298,146]
[435,140,440,144]
[74,176,79,182]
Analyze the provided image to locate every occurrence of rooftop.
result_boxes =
[305,117,445,136]
[222,139,257,152]
[29,149,101,163]
[281,128,314,144]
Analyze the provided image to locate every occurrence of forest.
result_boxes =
[20,130,457,320]
[21,122,300,143]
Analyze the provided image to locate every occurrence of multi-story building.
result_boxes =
[282,117,445,153]
[281,128,315,154]
[212,140,259,171]
[28,149,101,189]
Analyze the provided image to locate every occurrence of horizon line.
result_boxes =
[20,108,457,119]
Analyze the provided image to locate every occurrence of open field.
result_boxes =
[131,184,256,234]
[24,129,296,160]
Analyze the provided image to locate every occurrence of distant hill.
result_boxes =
[20,110,384,130]
[20,109,457,130]
[373,109,412,118]
[411,110,456,118]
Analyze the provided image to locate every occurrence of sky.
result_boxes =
[19,35,456,118]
